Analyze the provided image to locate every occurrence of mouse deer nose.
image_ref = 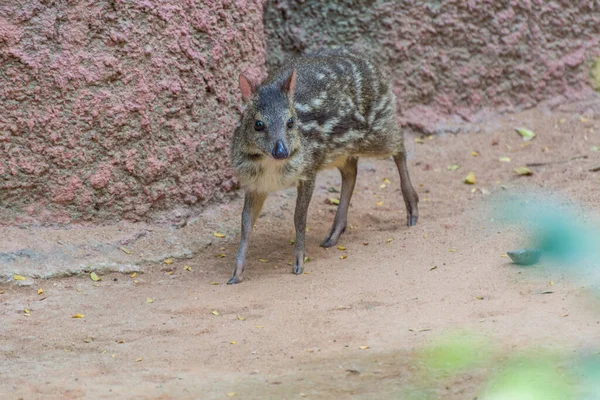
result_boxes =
[271,140,289,160]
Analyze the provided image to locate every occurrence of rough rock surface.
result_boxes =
[0,0,266,225]
[264,0,600,132]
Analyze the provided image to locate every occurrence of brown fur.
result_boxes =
[228,49,419,284]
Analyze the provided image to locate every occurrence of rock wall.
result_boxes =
[264,0,600,132]
[0,0,266,225]
[1,0,598,224]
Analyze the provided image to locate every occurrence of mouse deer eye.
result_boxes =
[254,120,265,131]
[286,117,294,129]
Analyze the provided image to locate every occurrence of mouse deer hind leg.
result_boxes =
[393,151,419,227]
[321,157,358,248]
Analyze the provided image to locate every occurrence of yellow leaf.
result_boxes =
[415,137,424,144]
[211,310,219,316]
[328,198,340,205]
[13,275,26,281]
[165,271,173,275]
[111,354,116,358]
[304,271,310,274]
[237,316,246,321]
[258,258,269,263]
[37,288,44,295]
[72,314,85,319]
[255,325,264,329]
[130,272,137,278]
[376,201,384,206]
[133,280,139,284]
[515,127,536,141]
[340,255,347,260]
[464,172,476,184]
[580,116,589,123]
[383,178,391,184]
[227,393,236,397]
[447,164,460,171]
[337,246,346,250]
[471,151,479,157]
[184,265,192,271]
[230,341,236,345]
[214,232,226,238]
[379,183,386,189]
[120,247,132,255]
[136,358,143,362]
[90,272,101,282]
[359,346,370,350]
[498,157,511,162]
[304,256,309,262]
[550,281,555,286]
[24,309,30,314]
[163,258,174,265]
[448,248,457,253]
[146,297,154,303]
[475,296,484,300]
[500,254,509,258]
[559,118,566,124]
[215,253,226,258]
[514,167,533,176]
[210,282,220,285]
[386,238,393,243]
[93,283,100,287]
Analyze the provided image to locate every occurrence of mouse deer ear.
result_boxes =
[280,68,297,96]
[239,74,255,102]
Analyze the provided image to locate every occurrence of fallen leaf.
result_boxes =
[448,248,457,253]
[237,316,246,321]
[359,346,370,350]
[340,255,347,260]
[328,198,340,205]
[136,358,143,362]
[515,127,536,141]
[84,338,94,343]
[230,341,236,345]
[376,201,384,206]
[415,137,424,144]
[184,265,192,271]
[430,266,437,271]
[130,272,137,278]
[500,254,509,258]
[133,280,139,284]
[227,393,236,397]
[146,297,154,303]
[213,232,226,238]
[13,275,26,281]
[559,118,566,124]
[464,172,476,184]
[163,258,174,265]
[90,272,101,282]
[290,239,295,245]
[591,146,599,152]
[120,247,132,255]
[499,157,511,162]
[111,354,116,358]
[550,281,555,286]
[541,290,554,294]
[0,290,5,294]
[37,288,44,295]
[258,258,269,263]
[447,164,460,171]
[215,253,226,258]
[561,313,569,318]
[72,314,85,318]
[580,116,589,123]
[386,238,393,243]
[210,282,220,285]
[475,296,484,300]
[514,167,533,176]
[383,178,391,184]
[24,309,30,314]
[304,271,310,274]
[337,246,347,250]
[211,310,219,316]
[328,187,339,193]
[304,256,310,262]
[379,183,386,189]
[255,325,264,329]
[471,151,479,157]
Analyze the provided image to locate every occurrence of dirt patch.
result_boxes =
[1,99,600,399]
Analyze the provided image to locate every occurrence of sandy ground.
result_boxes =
[1,99,600,399]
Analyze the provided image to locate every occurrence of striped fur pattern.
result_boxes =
[228,49,419,284]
